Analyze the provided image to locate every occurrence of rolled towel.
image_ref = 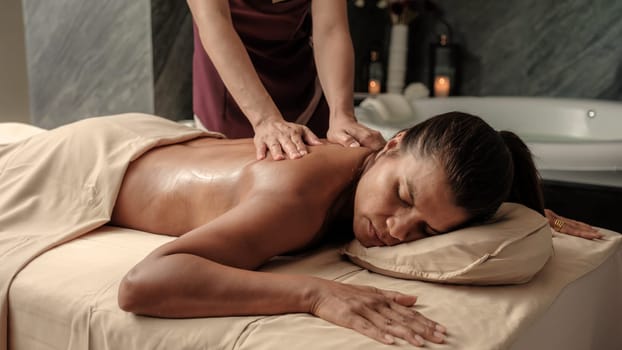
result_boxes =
[359,93,414,123]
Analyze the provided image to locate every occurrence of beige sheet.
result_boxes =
[510,246,622,349]
[0,114,217,350]
[2,115,621,349]
[0,122,45,145]
[8,225,622,350]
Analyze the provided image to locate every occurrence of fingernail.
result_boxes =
[415,334,425,345]
[299,150,307,155]
[384,334,394,344]
[435,324,446,332]
[349,141,360,147]
[434,331,445,339]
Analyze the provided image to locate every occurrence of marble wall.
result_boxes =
[16,0,621,128]
[438,0,622,100]
[349,0,622,101]
[151,0,194,121]
[0,0,30,123]
[21,0,154,128]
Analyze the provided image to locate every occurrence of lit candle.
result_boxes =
[368,79,381,95]
[433,75,451,97]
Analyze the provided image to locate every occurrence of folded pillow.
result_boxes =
[341,203,553,285]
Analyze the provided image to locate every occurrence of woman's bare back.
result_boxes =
[111,137,256,235]
[111,136,372,242]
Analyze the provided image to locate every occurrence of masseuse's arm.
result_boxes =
[118,196,444,347]
[311,0,385,150]
[188,0,322,160]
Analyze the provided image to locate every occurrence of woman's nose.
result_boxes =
[386,213,419,241]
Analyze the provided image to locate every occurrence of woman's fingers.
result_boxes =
[356,299,444,347]
[563,223,603,239]
[378,289,417,306]
[381,287,447,340]
[385,301,447,344]
[544,208,602,239]
[349,286,445,346]
[389,300,445,333]
[374,287,446,344]
[310,281,447,346]
[348,308,430,347]
[349,316,398,345]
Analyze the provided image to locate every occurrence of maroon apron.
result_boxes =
[192,0,330,138]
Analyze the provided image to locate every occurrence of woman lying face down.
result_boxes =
[113,112,547,347]
[352,113,542,247]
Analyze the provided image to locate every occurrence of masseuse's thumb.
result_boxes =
[348,128,385,150]
[338,132,360,148]
[302,127,323,146]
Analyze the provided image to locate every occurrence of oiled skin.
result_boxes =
[111,137,369,243]
[110,137,447,347]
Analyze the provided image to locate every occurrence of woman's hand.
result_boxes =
[544,209,603,239]
[327,115,386,150]
[309,280,446,347]
[253,118,323,160]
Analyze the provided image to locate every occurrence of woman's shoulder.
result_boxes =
[278,143,370,182]
[305,142,372,170]
[247,143,371,199]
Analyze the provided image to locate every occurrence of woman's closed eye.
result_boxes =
[424,225,441,236]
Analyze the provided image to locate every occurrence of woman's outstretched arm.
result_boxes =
[117,195,445,346]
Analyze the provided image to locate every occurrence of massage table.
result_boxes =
[2,119,621,350]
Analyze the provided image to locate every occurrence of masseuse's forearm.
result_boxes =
[118,253,317,317]
[188,0,283,127]
[312,1,356,119]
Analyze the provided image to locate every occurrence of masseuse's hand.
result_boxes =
[544,209,603,239]
[310,280,446,347]
[327,114,386,150]
[254,118,323,160]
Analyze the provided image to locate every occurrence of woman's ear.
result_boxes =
[384,131,406,152]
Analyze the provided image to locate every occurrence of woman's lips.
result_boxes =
[367,218,402,246]
[367,218,386,246]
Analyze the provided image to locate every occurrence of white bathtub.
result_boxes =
[356,96,622,187]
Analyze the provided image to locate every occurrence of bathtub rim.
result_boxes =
[355,95,622,187]
[406,96,622,142]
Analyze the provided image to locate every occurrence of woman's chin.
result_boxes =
[354,232,384,248]
[358,240,375,248]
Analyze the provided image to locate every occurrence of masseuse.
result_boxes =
[188,0,385,160]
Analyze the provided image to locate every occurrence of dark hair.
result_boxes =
[400,112,544,223]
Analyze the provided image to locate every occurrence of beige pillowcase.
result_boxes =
[341,203,553,285]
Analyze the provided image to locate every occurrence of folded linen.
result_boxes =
[0,113,220,350]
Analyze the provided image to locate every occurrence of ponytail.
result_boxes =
[401,112,544,224]
[499,131,545,214]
